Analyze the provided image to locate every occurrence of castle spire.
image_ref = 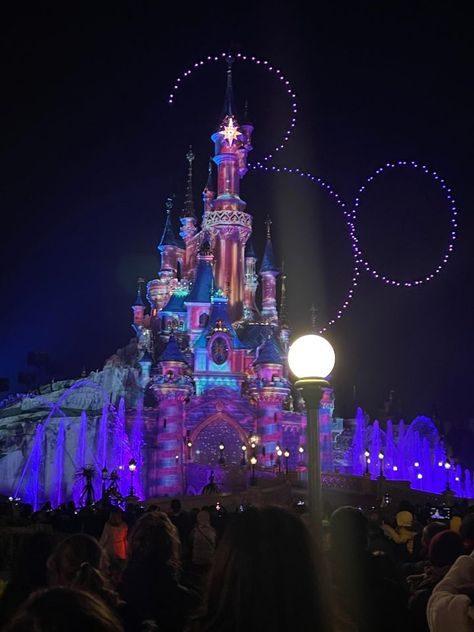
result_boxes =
[260,216,279,274]
[222,55,235,118]
[133,277,145,307]
[181,146,196,219]
[260,217,279,324]
[159,196,183,249]
[279,262,288,328]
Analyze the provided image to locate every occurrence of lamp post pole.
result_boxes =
[101,467,108,500]
[128,458,137,497]
[296,378,327,542]
[284,450,290,475]
[250,456,257,485]
[364,450,370,476]
[288,334,335,545]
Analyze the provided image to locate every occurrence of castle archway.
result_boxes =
[191,413,249,466]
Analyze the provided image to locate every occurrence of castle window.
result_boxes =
[199,312,209,328]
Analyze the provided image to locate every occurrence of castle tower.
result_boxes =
[278,263,290,354]
[184,237,214,344]
[131,278,145,333]
[202,58,253,322]
[243,238,260,321]
[147,336,193,497]
[202,160,215,214]
[179,147,199,280]
[147,197,185,312]
[251,337,290,466]
[260,217,279,324]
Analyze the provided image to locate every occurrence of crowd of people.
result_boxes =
[1,495,474,631]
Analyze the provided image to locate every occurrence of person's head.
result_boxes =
[395,510,413,529]
[422,521,448,548]
[108,507,123,526]
[47,534,106,586]
[11,532,56,588]
[196,509,211,527]
[170,498,181,514]
[128,511,180,568]
[3,587,123,632]
[429,530,464,568]
[195,506,328,632]
[330,506,368,554]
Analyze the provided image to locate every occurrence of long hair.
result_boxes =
[3,587,124,632]
[192,506,330,632]
[47,534,106,585]
[127,511,181,569]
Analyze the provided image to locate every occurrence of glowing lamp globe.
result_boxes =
[288,335,335,379]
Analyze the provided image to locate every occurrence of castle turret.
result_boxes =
[132,278,145,331]
[179,147,199,281]
[202,160,215,214]
[243,238,260,321]
[278,263,290,354]
[184,237,214,343]
[259,217,279,324]
[202,58,252,322]
[147,336,193,497]
[250,336,290,466]
[147,197,184,312]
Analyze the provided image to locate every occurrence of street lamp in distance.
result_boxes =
[128,458,137,497]
[288,334,335,542]
[250,455,257,485]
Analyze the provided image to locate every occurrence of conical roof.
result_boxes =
[157,335,187,364]
[254,336,283,365]
[158,198,185,249]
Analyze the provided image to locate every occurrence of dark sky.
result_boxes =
[1,4,473,431]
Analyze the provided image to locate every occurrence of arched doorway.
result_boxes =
[191,413,249,466]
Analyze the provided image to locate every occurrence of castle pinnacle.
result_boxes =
[181,146,196,219]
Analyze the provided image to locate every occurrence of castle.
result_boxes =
[132,63,335,497]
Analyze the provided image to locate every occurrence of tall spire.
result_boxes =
[222,55,235,118]
[158,196,184,249]
[260,216,279,274]
[204,159,214,192]
[134,277,145,307]
[181,146,196,218]
[279,262,288,327]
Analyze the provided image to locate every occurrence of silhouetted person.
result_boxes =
[120,511,197,631]
[0,532,56,625]
[330,506,408,632]
[409,530,464,632]
[189,505,330,632]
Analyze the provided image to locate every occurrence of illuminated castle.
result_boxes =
[131,63,335,497]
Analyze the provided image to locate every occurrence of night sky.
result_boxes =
[1,5,473,449]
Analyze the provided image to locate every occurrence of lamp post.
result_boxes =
[101,466,108,500]
[364,450,370,476]
[250,455,257,485]
[218,442,225,466]
[276,448,283,474]
[378,452,385,479]
[288,334,335,542]
[284,450,290,475]
[298,445,304,464]
[241,444,247,467]
[186,440,192,461]
[128,459,137,497]
[444,459,451,491]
